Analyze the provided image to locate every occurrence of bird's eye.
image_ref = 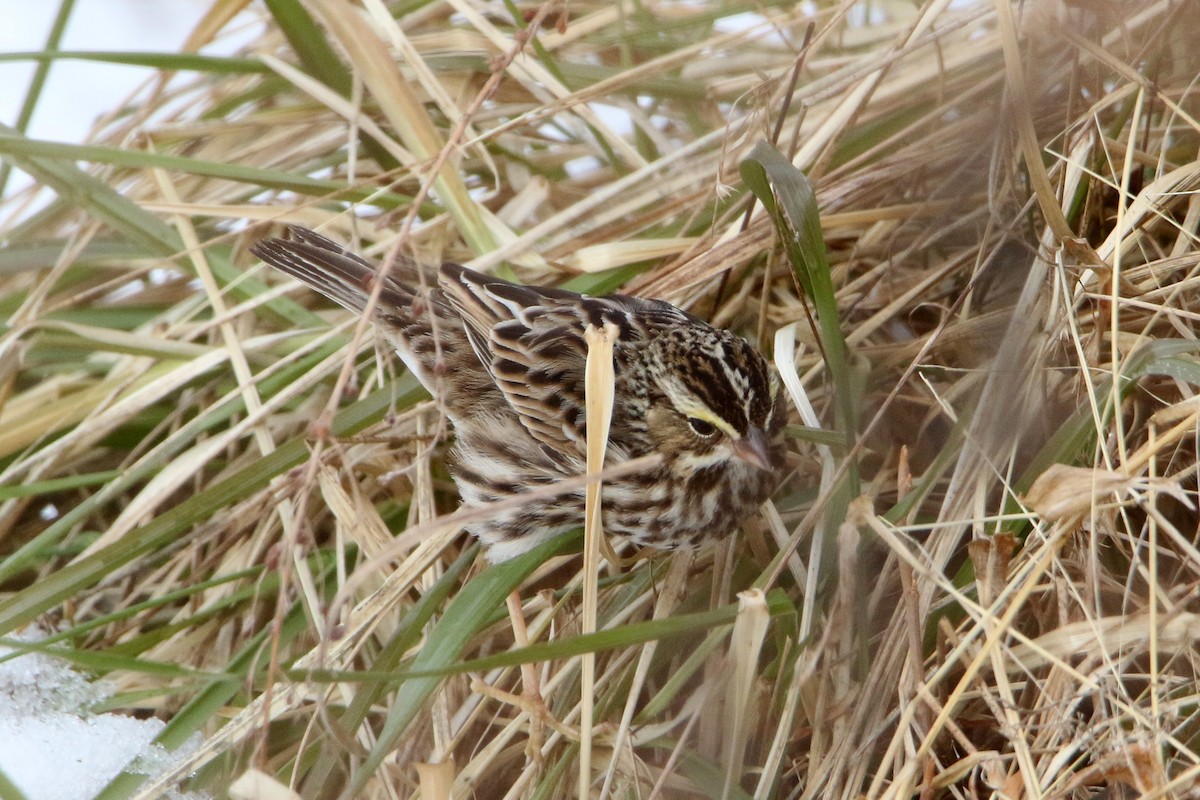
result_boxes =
[687,417,717,437]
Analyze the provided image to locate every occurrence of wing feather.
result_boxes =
[439,263,674,457]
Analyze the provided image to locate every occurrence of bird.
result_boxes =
[251,226,786,562]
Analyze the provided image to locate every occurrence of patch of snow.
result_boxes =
[0,628,205,800]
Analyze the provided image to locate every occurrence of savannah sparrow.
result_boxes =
[252,227,785,562]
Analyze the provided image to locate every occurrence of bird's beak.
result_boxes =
[732,427,773,471]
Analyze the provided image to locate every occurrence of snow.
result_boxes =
[0,628,204,800]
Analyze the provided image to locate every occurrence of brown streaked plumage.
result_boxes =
[252,226,785,561]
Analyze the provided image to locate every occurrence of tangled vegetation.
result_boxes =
[0,1,1197,797]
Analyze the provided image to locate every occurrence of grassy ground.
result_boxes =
[1,1,1198,798]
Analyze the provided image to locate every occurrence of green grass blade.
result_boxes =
[338,531,583,799]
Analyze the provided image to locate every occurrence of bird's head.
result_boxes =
[644,327,783,477]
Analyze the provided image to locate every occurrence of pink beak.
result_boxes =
[732,427,773,471]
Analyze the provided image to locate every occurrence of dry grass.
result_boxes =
[1,1,1199,798]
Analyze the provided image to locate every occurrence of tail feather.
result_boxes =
[252,227,484,400]
[251,226,414,315]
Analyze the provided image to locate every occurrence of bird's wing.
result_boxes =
[439,263,669,457]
